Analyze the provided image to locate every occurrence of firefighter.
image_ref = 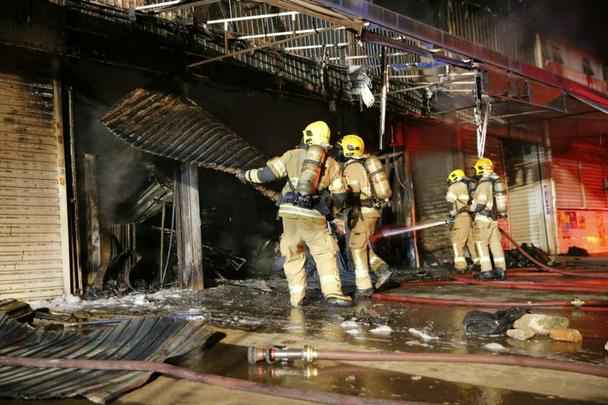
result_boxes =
[446,169,479,273]
[470,157,508,280]
[238,121,352,307]
[337,134,393,297]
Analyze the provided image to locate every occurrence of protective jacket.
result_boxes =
[245,146,343,221]
[446,180,472,216]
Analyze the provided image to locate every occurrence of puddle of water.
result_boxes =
[174,342,607,405]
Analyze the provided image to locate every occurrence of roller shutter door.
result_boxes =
[412,151,453,255]
[553,159,584,208]
[553,159,608,209]
[0,72,70,300]
[581,163,608,209]
[503,141,548,250]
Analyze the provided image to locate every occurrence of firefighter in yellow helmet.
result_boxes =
[446,169,479,272]
[470,157,508,280]
[335,134,393,298]
[238,121,352,307]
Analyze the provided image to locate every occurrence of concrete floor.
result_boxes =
[6,274,608,405]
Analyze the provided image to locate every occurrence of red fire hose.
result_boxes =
[0,356,422,405]
[452,274,608,294]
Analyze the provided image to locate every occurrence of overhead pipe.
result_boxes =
[247,346,608,379]
[0,356,418,405]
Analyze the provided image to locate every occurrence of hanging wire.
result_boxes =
[160,177,177,288]
[476,98,491,157]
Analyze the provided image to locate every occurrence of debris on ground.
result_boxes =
[505,244,553,267]
[483,343,508,352]
[369,325,393,335]
[221,279,273,293]
[605,341,608,352]
[408,327,439,342]
[340,320,360,329]
[513,314,570,336]
[410,375,423,381]
[549,328,583,343]
[506,328,536,341]
[0,299,33,322]
[463,307,528,336]
[566,246,589,257]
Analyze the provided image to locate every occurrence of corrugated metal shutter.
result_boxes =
[405,123,460,259]
[582,162,608,209]
[0,72,69,300]
[503,141,547,249]
[553,158,583,208]
[412,151,453,255]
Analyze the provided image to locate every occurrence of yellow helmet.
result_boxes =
[339,134,365,158]
[447,169,465,184]
[302,121,330,147]
[474,157,494,176]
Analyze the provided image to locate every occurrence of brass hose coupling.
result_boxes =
[247,345,318,365]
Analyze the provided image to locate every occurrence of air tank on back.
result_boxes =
[296,145,326,196]
[364,155,392,201]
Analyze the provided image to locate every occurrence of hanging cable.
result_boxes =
[160,178,177,288]
[473,71,491,157]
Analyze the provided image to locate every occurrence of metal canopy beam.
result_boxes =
[316,0,608,109]
[361,30,473,70]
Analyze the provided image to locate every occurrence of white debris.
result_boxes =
[27,288,187,312]
[411,375,422,381]
[133,294,149,306]
[340,320,360,329]
[484,343,507,352]
[405,340,431,348]
[408,328,439,342]
[346,328,362,336]
[369,325,393,335]
[65,295,81,305]
[604,341,608,352]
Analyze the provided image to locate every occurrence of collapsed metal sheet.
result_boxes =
[101,88,267,170]
[0,315,211,404]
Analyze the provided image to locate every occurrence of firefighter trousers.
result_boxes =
[348,214,382,290]
[473,217,506,273]
[450,213,478,271]
[280,217,347,306]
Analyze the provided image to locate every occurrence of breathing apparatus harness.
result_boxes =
[281,145,331,216]
[473,173,506,220]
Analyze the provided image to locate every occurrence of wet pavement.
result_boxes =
[7,276,608,404]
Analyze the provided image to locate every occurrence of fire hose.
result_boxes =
[0,356,423,405]
[201,163,280,202]
[247,346,608,379]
